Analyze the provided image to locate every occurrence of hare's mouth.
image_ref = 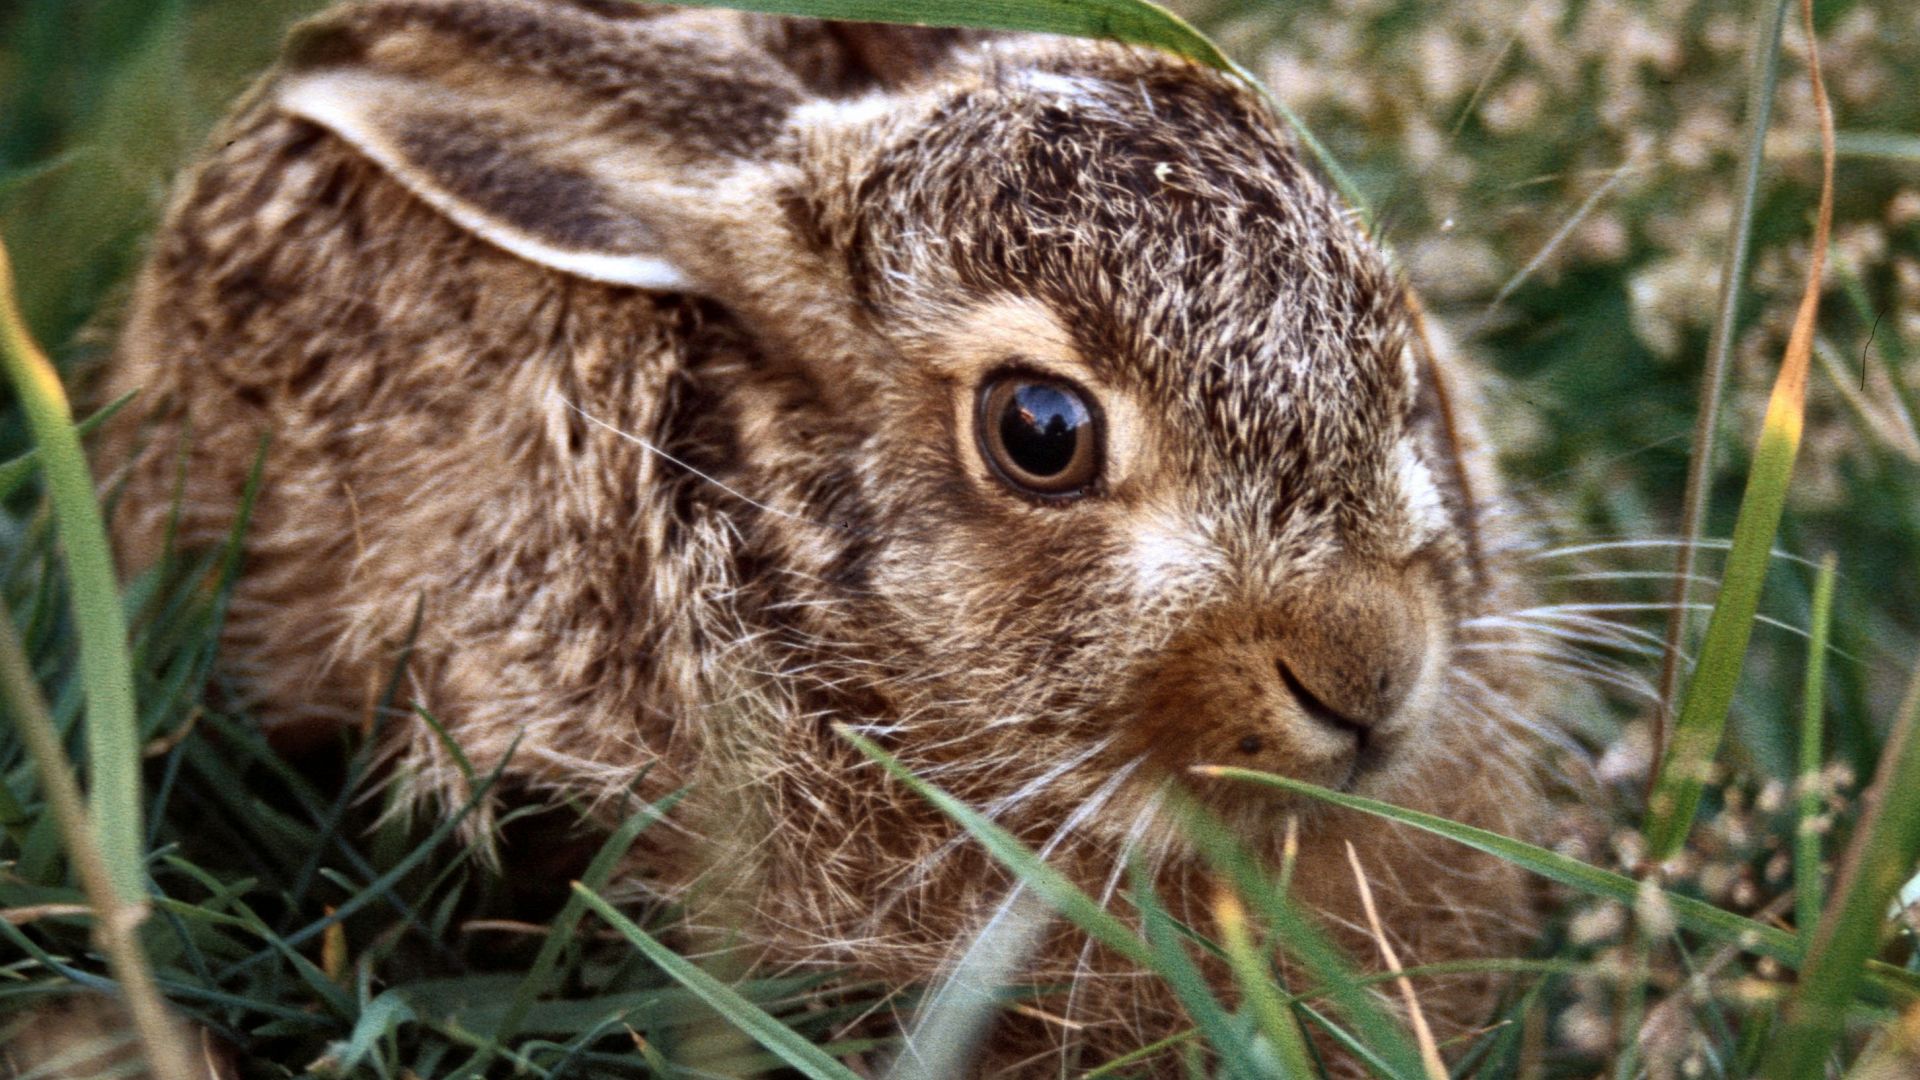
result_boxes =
[1119,654,1414,799]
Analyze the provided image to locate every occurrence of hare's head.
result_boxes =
[275,0,1514,830]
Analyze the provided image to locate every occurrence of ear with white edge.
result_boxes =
[268,2,822,294]
[278,69,695,291]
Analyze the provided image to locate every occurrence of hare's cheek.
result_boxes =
[1120,512,1222,602]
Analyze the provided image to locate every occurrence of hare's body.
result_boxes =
[106,1,1554,1072]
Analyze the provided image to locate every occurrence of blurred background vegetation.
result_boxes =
[2,0,1918,1074]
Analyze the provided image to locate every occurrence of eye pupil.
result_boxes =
[1000,385,1085,478]
[977,374,1101,498]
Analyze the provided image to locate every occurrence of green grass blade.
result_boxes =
[1644,0,1835,864]
[1832,131,1920,162]
[571,883,864,1080]
[837,725,1154,968]
[1761,654,1920,1079]
[842,728,1424,1077]
[213,743,519,981]
[0,236,143,903]
[1797,553,1838,935]
[451,792,680,1077]
[1131,859,1265,1080]
[1649,0,1792,788]
[641,0,1367,214]
[1172,798,1425,1078]
[656,0,1231,68]
[1214,889,1316,1078]
[0,389,136,503]
[1193,765,1920,1002]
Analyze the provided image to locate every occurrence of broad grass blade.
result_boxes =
[1643,0,1835,864]
[660,0,1231,69]
[1833,131,1920,162]
[1650,0,1794,776]
[642,0,1368,214]
[0,236,143,904]
[571,883,864,1080]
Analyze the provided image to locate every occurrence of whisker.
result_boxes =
[558,392,874,538]
[1545,570,1722,588]
[1530,537,1822,570]
[1464,611,1676,657]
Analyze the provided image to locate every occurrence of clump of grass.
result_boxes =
[3,0,1919,1077]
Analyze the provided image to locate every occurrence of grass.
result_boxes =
[3,0,1920,1076]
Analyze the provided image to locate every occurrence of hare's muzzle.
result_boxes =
[1125,565,1441,793]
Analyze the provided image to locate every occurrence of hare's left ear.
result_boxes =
[272,2,815,294]
[278,68,700,290]
[1404,292,1495,579]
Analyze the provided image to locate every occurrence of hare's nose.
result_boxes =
[1273,654,1407,744]
[1269,581,1428,736]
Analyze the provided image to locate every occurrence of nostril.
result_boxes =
[1276,657,1371,740]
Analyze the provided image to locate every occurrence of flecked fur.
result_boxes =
[101,2,1558,1073]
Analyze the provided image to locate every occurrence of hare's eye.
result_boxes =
[977,374,1101,498]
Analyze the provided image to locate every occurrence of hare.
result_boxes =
[102,0,1558,1073]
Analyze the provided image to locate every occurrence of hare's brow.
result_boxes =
[554,394,868,537]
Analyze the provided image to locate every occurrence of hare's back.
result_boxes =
[107,97,702,742]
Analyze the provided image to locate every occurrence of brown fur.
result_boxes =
[101,2,1556,1073]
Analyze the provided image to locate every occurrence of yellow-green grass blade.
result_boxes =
[1170,798,1425,1077]
[1130,859,1267,1079]
[0,236,143,904]
[1080,1030,1199,1079]
[638,0,1367,216]
[1643,0,1835,865]
[571,883,864,1080]
[1761,654,1920,1080]
[1796,553,1838,935]
[0,601,196,1080]
[1649,0,1794,779]
[1192,766,1920,1003]
[1215,889,1316,1077]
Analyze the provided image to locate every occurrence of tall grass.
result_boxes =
[2,0,1918,1076]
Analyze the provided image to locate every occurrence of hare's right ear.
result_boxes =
[271,3,812,293]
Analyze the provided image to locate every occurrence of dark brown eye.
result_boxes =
[976,373,1101,498]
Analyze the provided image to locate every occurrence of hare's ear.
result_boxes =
[277,69,695,289]
[818,23,991,88]
[271,4,809,292]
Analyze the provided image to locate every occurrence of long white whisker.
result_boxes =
[557,393,838,530]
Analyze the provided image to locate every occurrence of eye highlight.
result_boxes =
[976,372,1102,498]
